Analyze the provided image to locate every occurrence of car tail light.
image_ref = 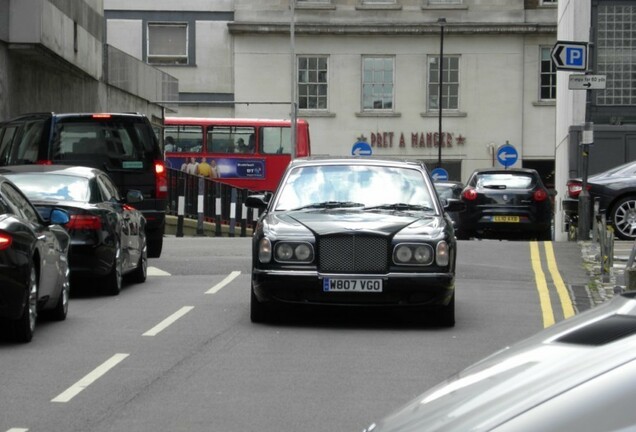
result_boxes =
[533,189,548,202]
[36,160,53,165]
[155,160,168,200]
[566,180,589,199]
[0,232,12,250]
[462,187,478,201]
[67,215,102,230]
[92,114,112,119]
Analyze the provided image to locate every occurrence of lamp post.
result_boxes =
[437,17,446,168]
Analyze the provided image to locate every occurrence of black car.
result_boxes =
[0,112,166,257]
[246,157,461,326]
[0,174,71,342]
[458,168,552,241]
[563,161,636,240]
[2,165,147,296]
[434,180,464,235]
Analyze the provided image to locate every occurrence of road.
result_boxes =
[0,237,591,432]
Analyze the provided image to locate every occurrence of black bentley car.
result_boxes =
[246,157,462,326]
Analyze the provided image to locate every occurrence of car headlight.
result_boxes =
[258,237,272,263]
[274,241,314,263]
[436,241,450,266]
[393,243,433,265]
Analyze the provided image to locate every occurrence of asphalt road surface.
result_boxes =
[0,237,591,432]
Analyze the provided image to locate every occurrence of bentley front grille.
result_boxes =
[318,235,388,273]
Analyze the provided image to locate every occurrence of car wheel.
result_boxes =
[103,245,123,296]
[610,196,636,240]
[48,268,70,321]
[147,235,163,258]
[13,264,38,343]
[537,230,552,241]
[456,231,470,241]
[435,293,455,327]
[127,242,147,284]
[250,285,271,323]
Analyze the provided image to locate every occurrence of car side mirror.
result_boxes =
[445,198,465,212]
[246,193,271,209]
[50,208,71,225]
[126,189,144,204]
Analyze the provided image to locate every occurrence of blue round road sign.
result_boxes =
[496,144,518,168]
[352,141,372,156]
[431,167,449,181]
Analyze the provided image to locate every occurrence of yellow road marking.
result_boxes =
[543,241,576,320]
[530,241,555,328]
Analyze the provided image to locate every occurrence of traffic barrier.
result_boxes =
[167,168,259,237]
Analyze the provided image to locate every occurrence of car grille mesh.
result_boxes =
[318,235,388,273]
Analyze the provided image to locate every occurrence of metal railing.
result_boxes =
[166,168,260,237]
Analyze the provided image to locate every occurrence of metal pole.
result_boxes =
[290,0,297,159]
[577,122,593,240]
[437,18,446,168]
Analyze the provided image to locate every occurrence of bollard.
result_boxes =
[196,177,205,236]
[229,189,237,237]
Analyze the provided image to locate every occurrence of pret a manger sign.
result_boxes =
[366,131,466,149]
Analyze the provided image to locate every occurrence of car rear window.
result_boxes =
[52,117,156,168]
[475,173,535,189]
[7,174,90,202]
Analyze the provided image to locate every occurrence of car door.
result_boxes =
[0,182,60,299]
[97,173,140,272]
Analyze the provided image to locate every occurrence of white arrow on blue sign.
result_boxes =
[551,41,588,71]
[431,167,449,181]
[497,143,518,168]
[352,141,372,156]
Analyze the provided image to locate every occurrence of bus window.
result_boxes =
[262,127,291,155]
[164,125,202,153]
[207,126,255,154]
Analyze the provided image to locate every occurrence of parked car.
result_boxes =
[364,290,636,432]
[1,165,147,296]
[246,157,462,326]
[458,168,552,241]
[0,112,166,257]
[0,174,70,342]
[563,160,636,240]
[434,180,464,235]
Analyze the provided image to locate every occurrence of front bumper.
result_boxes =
[252,269,455,308]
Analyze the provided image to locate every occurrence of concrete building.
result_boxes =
[553,0,636,241]
[105,0,558,184]
[0,0,177,127]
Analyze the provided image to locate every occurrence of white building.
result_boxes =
[105,0,557,183]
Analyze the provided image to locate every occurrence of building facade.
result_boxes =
[0,0,176,128]
[105,0,558,184]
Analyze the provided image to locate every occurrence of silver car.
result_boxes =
[364,291,636,432]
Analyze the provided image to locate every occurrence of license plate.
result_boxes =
[493,215,520,223]
[323,278,383,292]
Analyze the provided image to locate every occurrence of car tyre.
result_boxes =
[435,293,455,327]
[103,245,123,296]
[147,234,163,258]
[13,264,38,343]
[47,269,70,321]
[250,286,272,323]
[127,242,147,284]
[610,196,636,240]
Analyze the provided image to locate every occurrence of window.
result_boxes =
[428,55,460,110]
[298,56,328,110]
[262,127,292,155]
[540,46,556,100]
[165,125,203,152]
[427,0,463,4]
[207,126,255,154]
[362,56,394,111]
[147,23,188,65]
[596,5,636,106]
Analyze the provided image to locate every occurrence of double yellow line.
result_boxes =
[529,241,576,328]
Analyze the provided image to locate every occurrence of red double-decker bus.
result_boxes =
[163,117,311,192]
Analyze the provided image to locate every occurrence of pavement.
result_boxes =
[580,239,636,306]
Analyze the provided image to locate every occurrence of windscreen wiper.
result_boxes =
[290,201,365,211]
[364,203,434,211]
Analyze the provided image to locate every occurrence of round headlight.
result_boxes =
[395,245,413,263]
[413,246,432,263]
[295,244,312,261]
[276,243,294,261]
